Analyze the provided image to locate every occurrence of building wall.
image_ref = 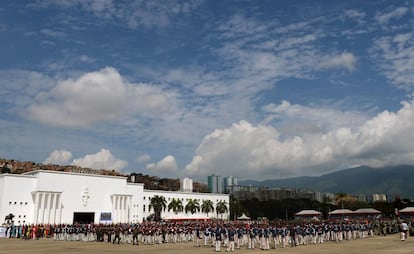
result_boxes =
[0,174,37,225]
[0,171,229,225]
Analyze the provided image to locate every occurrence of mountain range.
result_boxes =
[240,165,414,199]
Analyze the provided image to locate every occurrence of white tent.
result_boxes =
[237,213,251,220]
[399,207,414,213]
[353,208,381,214]
[295,210,322,216]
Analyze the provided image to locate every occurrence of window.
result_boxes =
[143,205,146,212]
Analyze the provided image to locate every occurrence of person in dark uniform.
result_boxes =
[113,225,121,244]
[289,225,296,247]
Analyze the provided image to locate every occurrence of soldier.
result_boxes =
[112,224,121,244]
[226,227,235,252]
[215,226,222,252]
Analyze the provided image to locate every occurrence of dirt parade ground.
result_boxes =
[0,235,413,254]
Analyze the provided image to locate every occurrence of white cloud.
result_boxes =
[0,70,55,107]
[318,52,357,71]
[44,149,73,165]
[262,100,369,133]
[136,154,151,163]
[146,155,178,174]
[185,100,414,180]
[40,28,65,38]
[72,148,128,170]
[25,67,172,127]
[371,32,414,90]
[29,0,202,29]
[344,9,366,21]
[376,7,409,24]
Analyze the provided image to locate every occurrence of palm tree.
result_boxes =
[185,199,200,214]
[201,200,214,217]
[216,200,228,220]
[168,198,184,214]
[335,192,348,209]
[229,195,243,220]
[149,195,167,221]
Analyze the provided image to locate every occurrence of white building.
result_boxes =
[180,177,193,192]
[0,170,229,225]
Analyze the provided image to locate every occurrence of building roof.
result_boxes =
[353,208,381,214]
[295,209,322,216]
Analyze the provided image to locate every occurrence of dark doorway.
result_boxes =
[73,212,95,224]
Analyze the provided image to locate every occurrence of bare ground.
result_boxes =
[0,235,413,254]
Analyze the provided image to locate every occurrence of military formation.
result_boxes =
[2,219,408,251]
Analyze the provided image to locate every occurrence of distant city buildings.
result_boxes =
[208,174,398,204]
[208,175,240,194]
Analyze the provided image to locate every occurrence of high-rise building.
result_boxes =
[223,176,238,193]
[208,174,223,193]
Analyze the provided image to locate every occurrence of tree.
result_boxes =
[201,200,214,217]
[185,199,200,214]
[1,166,11,174]
[149,195,167,221]
[335,192,348,209]
[168,198,184,214]
[229,195,244,220]
[216,200,228,220]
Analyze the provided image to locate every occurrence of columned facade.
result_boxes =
[32,191,62,225]
[111,194,132,223]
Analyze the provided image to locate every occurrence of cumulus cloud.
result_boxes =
[44,149,73,165]
[25,67,172,127]
[72,148,128,170]
[262,100,369,133]
[185,100,414,180]
[146,155,178,174]
[318,52,357,71]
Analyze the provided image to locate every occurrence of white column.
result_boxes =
[115,196,119,223]
[42,193,49,224]
[119,196,125,223]
[126,196,130,223]
[56,194,62,224]
[33,192,40,224]
[38,193,44,224]
[45,193,51,224]
[111,196,114,223]
[50,193,56,225]
[124,196,127,223]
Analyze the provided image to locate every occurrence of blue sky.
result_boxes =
[1,0,414,181]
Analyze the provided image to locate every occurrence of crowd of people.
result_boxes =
[1,219,410,251]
